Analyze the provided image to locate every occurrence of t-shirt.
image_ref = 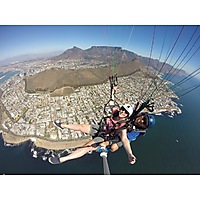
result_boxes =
[127,131,140,142]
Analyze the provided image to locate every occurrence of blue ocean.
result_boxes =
[1,72,200,175]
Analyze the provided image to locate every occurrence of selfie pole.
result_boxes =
[100,147,110,175]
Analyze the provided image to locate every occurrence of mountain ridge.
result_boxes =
[25,46,187,95]
[53,46,187,76]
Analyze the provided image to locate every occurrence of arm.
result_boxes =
[120,129,137,164]
[109,85,119,112]
[109,85,117,106]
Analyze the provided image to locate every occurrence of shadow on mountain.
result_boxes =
[25,59,143,96]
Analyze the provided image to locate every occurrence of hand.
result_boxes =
[113,85,118,91]
[100,141,109,147]
[128,154,137,165]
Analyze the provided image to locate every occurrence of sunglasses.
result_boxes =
[120,106,129,116]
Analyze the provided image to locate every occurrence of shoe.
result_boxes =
[87,150,93,154]
[53,120,63,130]
[48,157,62,164]
[95,144,109,153]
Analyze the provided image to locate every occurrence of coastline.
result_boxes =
[0,67,182,151]
[0,105,92,150]
[0,87,89,151]
[1,131,92,150]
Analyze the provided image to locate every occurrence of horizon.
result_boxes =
[1,42,200,80]
[1,25,200,72]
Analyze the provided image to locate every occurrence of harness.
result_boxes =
[100,74,155,140]
[97,110,127,140]
[114,99,155,133]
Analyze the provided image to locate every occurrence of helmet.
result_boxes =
[120,104,133,117]
[135,113,155,129]
[147,114,156,127]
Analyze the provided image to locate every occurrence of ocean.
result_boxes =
[0,71,20,84]
[1,72,200,175]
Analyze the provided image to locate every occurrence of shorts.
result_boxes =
[89,124,100,137]
[89,124,105,145]
[116,141,123,147]
[89,124,123,147]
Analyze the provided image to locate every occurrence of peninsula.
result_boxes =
[0,47,183,150]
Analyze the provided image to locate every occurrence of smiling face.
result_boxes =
[134,114,148,129]
[119,106,129,118]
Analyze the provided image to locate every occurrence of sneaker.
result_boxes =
[48,157,62,164]
[87,150,93,154]
[96,146,109,153]
[53,120,63,130]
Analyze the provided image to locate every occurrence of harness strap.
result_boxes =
[101,75,152,140]
[103,74,119,114]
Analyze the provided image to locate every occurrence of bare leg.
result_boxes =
[100,141,119,152]
[59,146,95,163]
[59,140,97,163]
[110,143,119,152]
[61,124,91,134]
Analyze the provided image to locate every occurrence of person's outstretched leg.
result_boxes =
[62,124,91,133]
[59,145,94,163]
[54,121,91,134]
[48,140,97,164]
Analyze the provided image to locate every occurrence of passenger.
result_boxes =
[101,112,156,152]
[49,103,155,165]
[48,77,156,165]
[48,102,136,165]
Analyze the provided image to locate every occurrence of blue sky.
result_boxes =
[1,25,200,75]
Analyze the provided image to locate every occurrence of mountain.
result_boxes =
[53,46,139,64]
[25,46,188,95]
[53,46,187,76]
[25,59,143,94]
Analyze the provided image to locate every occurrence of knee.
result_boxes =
[110,144,119,152]
[80,124,90,133]
[82,145,96,153]
[101,141,109,147]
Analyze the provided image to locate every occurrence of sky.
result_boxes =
[0,25,200,75]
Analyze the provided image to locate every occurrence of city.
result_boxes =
[0,59,182,150]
